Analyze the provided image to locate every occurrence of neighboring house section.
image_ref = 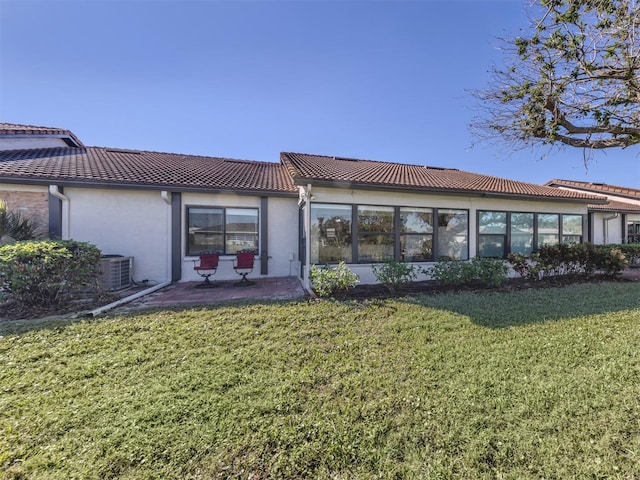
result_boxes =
[545,180,640,245]
[0,123,83,151]
[281,153,605,285]
[0,124,299,286]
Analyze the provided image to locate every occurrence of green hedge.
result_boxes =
[0,240,102,307]
[507,243,628,280]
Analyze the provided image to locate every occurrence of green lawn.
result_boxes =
[2,282,640,479]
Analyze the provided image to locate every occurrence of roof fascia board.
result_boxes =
[549,182,640,202]
[296,179,601,204]
[4,133,82,148]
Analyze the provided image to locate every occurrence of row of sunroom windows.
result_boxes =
[311,203,584,264]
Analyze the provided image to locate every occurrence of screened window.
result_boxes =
[628,222,640,243]
[437,209,468,260]
[187,207,258,256]
[310,204,352,264]
[478,211,507,257]
[538,214,560,247]
[358,206,395,262]
[510,213,534,255]
[400,207,433,261]
[562,215,583,244]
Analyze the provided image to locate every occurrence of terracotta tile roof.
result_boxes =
[0,147,297,194]
[0,123,84,148]
[545,179,640,200]
[281,152,605,202]
[588,199,640,212]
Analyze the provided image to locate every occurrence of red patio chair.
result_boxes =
[193,252,219,288]
[233,251,256,286]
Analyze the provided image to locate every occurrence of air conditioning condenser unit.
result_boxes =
[100,255,133,291]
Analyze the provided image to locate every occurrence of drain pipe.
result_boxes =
[603,213,619,244]
[49,185,70,239]
[303,184,312,291]
[88,190,174,316]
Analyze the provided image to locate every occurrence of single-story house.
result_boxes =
[545,179,640,245]
[0,123,615,289]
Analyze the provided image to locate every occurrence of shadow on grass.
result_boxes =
[403,280,640,329]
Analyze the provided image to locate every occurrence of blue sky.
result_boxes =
[1,0,638,186]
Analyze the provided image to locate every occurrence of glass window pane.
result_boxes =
[358,234,394,263]
[358,206,394,233]
[226,208,258,254]
[538,214,559,230]
[478,235,506,258]
[188,207,223,255]
[401,234,433,262]
[562,215,583,236]
[510,213,534,255]
[400,208,433,233]
[538,214,559,248]
[479,211,507,234]
[311,204,352,263]
[437,209,468,260]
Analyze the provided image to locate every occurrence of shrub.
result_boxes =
[0,201,41,242]
[426,257,507,288]
[0,239,102,307]
[507,243,629,280]
[309,261,359,298]
[597,247,628,277]
[506,252,542,280]
[371,260,417,293]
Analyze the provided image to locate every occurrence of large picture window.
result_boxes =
[357,206,394,263]
[437,209,468,260]
[562,215,583,244]
[310,204,352,264]
[477,211,583,257]
[187,207,258,256]
[400,207,433,261]
[478,211,507,258]
[538,213,560,247]
[307,204,469,264]
[510,213,534,255]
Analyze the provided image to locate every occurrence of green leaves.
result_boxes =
[0,240,102,307]
[309,261,359,298]
[471,0,640,155]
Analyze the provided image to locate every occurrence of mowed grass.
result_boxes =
[2,283,640,479]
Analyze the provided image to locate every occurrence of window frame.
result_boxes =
[310,203,354,264]
[307,203,469,265]
[356,205,395,263]
[186,205,259,256]
[476,211,585,258]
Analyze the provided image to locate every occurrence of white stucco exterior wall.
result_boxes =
[266,196,300,277]
[64,187,170,284]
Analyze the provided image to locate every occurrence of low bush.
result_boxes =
[508,243,628,280]
[371,260,417,293]
[309,261,359,297]
[426,257,508,288]
[0,239,102,307]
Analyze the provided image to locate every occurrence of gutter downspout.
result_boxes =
[603,212,619,244]
[304,184,312,291]
[88,190,174,316]
[49,185,70,239]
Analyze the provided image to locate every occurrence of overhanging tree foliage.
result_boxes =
[472,0,640,158]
